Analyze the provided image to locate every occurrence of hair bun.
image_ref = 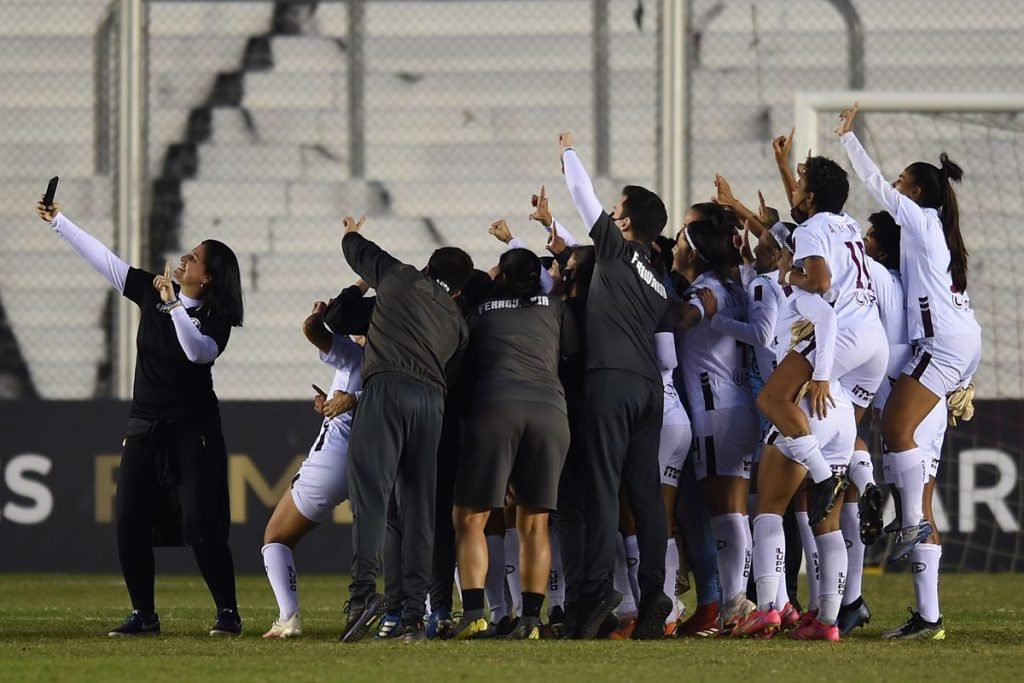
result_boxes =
[939,152,964,183]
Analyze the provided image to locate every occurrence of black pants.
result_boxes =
[383,490,404,613]
[554,414,587,609]
[581,369,665,599]
[116,416,237,614]
[348,373,444,624]
[429,411,460,613]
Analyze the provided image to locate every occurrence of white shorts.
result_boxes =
[691,404,758,481]
[794,324,888,408]
[659,393,692,486]
[765,396,856,474]
[291,420,350,523]
[904,333,982,399]
[874,344,913,413]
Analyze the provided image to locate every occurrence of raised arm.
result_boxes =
[772,128,799,208]
[36,203,128,293]
[839,132,926,232]
[713,174,766,238]
[530,185,581,247]
[303,301,333,354]
[559,133,610,245]
[340,216,401,289]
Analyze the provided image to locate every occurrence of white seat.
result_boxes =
[242,72,346,110]
[148,2,272,37]
[365,1,591,38]
[271,36,350,73]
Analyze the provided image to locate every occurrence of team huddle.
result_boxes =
[36,103,980,644]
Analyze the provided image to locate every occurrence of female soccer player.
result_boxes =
[36,198,244,637]
[260,290,365,639]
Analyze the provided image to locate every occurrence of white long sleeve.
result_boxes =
[654,331,678,374]
[793,293,837,382]
[561,149,604,232]
[550,218,580,247]
[507,237,555,294]
[50,212,128,292]
[840,132,931,237]
[169,305,220,364]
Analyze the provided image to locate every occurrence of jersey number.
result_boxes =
[844,241,872,290]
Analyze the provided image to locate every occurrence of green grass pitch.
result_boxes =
[1,573,1022,682]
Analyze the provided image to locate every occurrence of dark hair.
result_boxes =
[868,211,901,271]
[802,156,849,215]
[567,245,596,296]
[653,235,676,279]
[427,246,474,294]
[906,154,968,292]
[688,202,732,232]
[686,219,741,289]
[459,269,494,316]
[494,248,542,306]
[200,239,244,326]
[620,185,667,243]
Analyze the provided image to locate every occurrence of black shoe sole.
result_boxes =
[576,591,622,640]
[341,594,388,644]
[632,597,673,640]
[808,476,849,526]
[858,484,885,545]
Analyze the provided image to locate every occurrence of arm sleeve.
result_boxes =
[550,218,581,247]
[562,149,622,259]
[712,282,778,347]
[840,132,928,234]
[341,232,402,289]
[654,331,678,373]
[50,213,128,293]
[168,307,221,364]
[793,293,837,381]
[319,335,363,371]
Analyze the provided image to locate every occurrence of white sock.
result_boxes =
[775,568,790,610]
[624,534,641,607]
[751,514,785,612]
[454,565,462,596]
[795,511,820,611]
[504,529,522,616]
[840,503,864,606]
[485,534,507,623]
[912,543,942,622]
[848,449,876,493]
[613,534,637,617]
[548,529,565,611]
[663,538,679,608]
[741,515,753,588]
[815,530,846,626]
[709,513,750,602]
[780,434,832,483]
[262,543,299,621]
[885,448,927,527]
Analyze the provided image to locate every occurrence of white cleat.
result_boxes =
[720,592,756,635]
[262,612,302,639]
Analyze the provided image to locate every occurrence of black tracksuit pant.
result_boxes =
[348,372,444,624]
[581,369,665,600]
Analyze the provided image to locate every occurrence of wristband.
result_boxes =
[157,298,182,314]
[784,270,793,285]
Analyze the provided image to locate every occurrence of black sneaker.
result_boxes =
[633,592,673,640]
[882,608,945,640]
[807,473,849,526]
[574,588,622,639]
[108,610,160,637]
[858,483,885,545]
[210,609,242,636]
[507,616,541,640]
[884,517,901,535]
[340,593,388,643]
[555,605,577,640]
[399,620,427,643]
[837,596,871,636]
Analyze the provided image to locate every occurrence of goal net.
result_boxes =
[795,92,1024,571]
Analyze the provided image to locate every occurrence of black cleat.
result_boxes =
[882,608,945,640]
[807,474,849,526]
[340,593,388,643]
[883,517,901,535]
[888,521,934,566]
[632,593,673,640]
[108,610,160,637]
[858,483,885,545]
[507,616,541,640]
[399,620,428,643]
[209,608,242,636]
[574,588,623,639]
[837,596,871,636]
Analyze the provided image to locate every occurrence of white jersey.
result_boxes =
[866,257,909,350]
[710,269,781,383]
[792,211,882,332]
[841,132,981,340]
[679,273,752,411]
[320,335,364,435]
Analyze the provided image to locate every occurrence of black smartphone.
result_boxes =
[43,176,59,209]
[312,384,327,398]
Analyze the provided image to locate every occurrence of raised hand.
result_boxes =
[736,222,754,264]
[152,260,178,303]
[489,219,513,244]
[530,185,553,228]
[35,195,60,223]
[757,190,780,227]
[835,102,859,137]
[342,214,366,235]
[772,127,795,165]
[546,221,567,256]
[559,131,575,153]
[713,173,737,207]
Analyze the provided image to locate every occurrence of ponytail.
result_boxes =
[907,154,969,293]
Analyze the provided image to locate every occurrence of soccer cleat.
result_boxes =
[399,620,427,643]
[888,520,934,565]
[478,615,518,638]
[837,598,871,636]
[795,608,819,630]
[210,609,242,636]
[633,592,674,640]
[663,598,686,637]
[807,474,849,526]
[449,616,489,641]
[340,593,388,643]
[731,607,782,638]
[858,483,885,545]
[719,592,756,636]
[108,610,160,637]
[425,608,453,639]
[507,616,541,640]
[883,609,945,640]
[373,612,402,640]
[262,612,302,639]
[574,588,623,640]
[677,601,720,638]
[883,517,901,535]
[789,615,840,641]
[608,615,637,640]
[779,602,801,631]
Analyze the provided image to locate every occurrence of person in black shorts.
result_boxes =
[36,198,244,637]
[338,216,473,644]
[558,132,676,639]
[450,248,578,640]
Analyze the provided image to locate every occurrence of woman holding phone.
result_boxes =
[35,196,244,637]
